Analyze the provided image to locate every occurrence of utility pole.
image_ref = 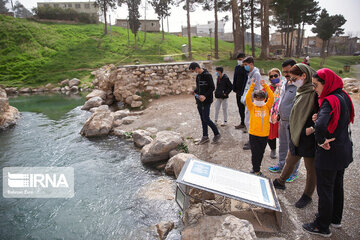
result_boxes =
[167,16,169,33]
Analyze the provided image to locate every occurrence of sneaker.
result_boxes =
[212,134,221,144]
[235,123,246,129]
[197,136,210,145]
[273,179,286,190]
[295,194,312,208]
[250,170,263,176]
[268,165,282,173]
[302,222,332,238]
[221,121,228,126]
[286,174,298,183]
[270,149,277,159]
[314,213,342,228]
[243,142,250,150]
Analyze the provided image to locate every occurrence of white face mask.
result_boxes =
[237,60,243,65]
[293,79,304,88]
[254,100,265,107]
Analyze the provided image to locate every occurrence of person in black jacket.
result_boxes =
[189,62,221,144]
[302,68,354,238]
[214,67,233,126]
[233,53,248,129]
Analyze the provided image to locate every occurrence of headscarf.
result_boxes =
[289,63,317,147]
[317,68,355,133]
[268,68,282,123]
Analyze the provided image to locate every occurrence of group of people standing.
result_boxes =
[189,55,354,237]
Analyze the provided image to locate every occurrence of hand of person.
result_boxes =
[312,113,318,123]
[260,79,266,86]
[199,95,206,102]
[251,78,256,85]
[318,138,336,150]
[305,127,315,136]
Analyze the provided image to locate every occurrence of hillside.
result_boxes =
[0,15,241,87]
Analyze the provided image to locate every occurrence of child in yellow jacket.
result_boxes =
[246,78,274,175]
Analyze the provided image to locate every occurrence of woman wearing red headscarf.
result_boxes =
[302,68,354,237]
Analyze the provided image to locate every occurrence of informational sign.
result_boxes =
[177,158,281,212]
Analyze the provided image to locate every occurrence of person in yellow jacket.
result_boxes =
[246,78,274,176]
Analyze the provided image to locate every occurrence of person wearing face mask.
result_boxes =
[268,59,301,183]
[246,78,274,176]
[241,56,262,150]
[189,62,221,145]
[232,53,248,129]
[214,67,233,126]
[273,63,319,209]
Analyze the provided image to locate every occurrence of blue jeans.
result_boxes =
[197,103,219,137]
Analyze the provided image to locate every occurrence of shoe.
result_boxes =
[243,142,250,150]
[250,170,263,176]
[235,123,246,129]
[212,134,221,144]
[302,222,332,238]
[314,213,342,228]
[270,149,277,159]
[286,174,298,183]
[197,136,210,145]
[221,121,227,126]
[242,128,248,133]
[268,165,282,173]
[273,179,286,190]
[295,194,312,208]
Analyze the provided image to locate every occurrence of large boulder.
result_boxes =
[80,110,114,137]
[131,101,142,108]
[86,89,107,101]
[182,215,256,240]
[122,116,138,125]
[165,153,198,177]
[155,221,174,240]
[141,131,183,164]
[112,109,130,121]
[0,88,20,130]
[60,79,69,86]
[81,97,104,111]
[132,129,153,148]
[69,78,81,88]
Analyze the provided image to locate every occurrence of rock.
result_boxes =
[60,79,69,86]
[89,105,109,113]
[164,56,174,62]
[86,89,106,100]
[70,86,78,92]
[132,129,153,148]
[182,215,256,240]
[19,87,32,93]
[0,88,20,130]
[111,127,126,137]
[141,131,183,164]
[64,86,70,91]
[69,78,81,87]
[165,229,181,240]
[112,109,130,120]
[112,119,123,128]
[155,221,174,240]
[165,153,198,177]
[132,95,142,101]
[128,111,144,116]
[146,127,158,134]
[351,87,359,93]
[169,149,179,158]
[188,188,215,204]
[80,110,114,137]
[182,203,204,226]
[5,87,17,95]
[131,101,142,108]
[81,97,104,111]
[45,83,53,89]
[136,178,174,200]
[51,87,61,92]
[122,116,138,124]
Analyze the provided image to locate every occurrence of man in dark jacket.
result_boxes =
[214,67,233,126]
[233,53,248,129]
[189,62,221,144]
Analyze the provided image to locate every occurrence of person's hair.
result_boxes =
[236,53,246,59]
[215,67,224,73]
[289,65,304,76]
[268,68,281,76]
[282,59,297,68]
[189,62,200,70]
[312,73,325,85]
[253,90,266,100]
[243,56,254,64]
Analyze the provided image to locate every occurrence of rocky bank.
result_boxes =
[0,88,20,130]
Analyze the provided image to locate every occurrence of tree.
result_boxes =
[119,0,141,49]
[259,0,270,59]
[95,0,117,34]
[0,0,9,14]
[312,9,346,60]
[13,1,32,18]
[231,0,243,58]
[150,0,173,40]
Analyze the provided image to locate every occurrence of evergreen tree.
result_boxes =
[150,0,173,40]
[96,0,117,34]
[0,0,9,14]
[13,1,32,18]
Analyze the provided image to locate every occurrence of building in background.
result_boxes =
[115,19,160,32]
[181,21,225,38]
[37,2,99,18]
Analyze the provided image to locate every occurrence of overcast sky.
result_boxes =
[10,0,360,37]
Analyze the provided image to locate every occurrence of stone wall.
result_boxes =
[92,61,213,107]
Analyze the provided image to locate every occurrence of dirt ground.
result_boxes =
[122,68,360,240]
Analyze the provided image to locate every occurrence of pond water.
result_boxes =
[0,94,179,239]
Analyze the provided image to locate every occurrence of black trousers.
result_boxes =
[197,103,219,137]
[315,168,345,231]
[267,138,276,150]
[249,134,268,172]
[236,94,245,124]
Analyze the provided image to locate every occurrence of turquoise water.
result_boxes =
[0,94,178,239]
